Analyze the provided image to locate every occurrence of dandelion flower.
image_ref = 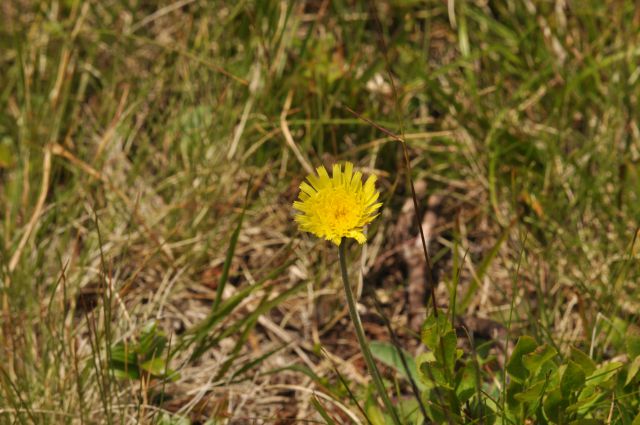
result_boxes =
[293,162,382,245]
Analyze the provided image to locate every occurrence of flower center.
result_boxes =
[333,205,348,220]
[313,186,362,231]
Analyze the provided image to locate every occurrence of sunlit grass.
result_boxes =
[0,0,639,423]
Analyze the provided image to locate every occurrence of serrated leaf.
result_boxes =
[569,346,596,375]
[421,316,438,351]
[523,344,557,378]
[506,336,537,383]
[561,361,586,398]
[415,352,436,389]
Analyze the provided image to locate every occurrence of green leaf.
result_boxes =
[513,380,545,403]
[523,344,557,378]
[108,342,140,379]
[0,141,14,168]
[140,357,168,376]
[419,360,450,389]
[625,325,640,360]
[437,330,458,376]
[110,362,141,380]
[506,380,524,411]
[626,356,640,386]
[109,342,137,364]
[370,341,425,391]
[506,336,537,383]
[543,388,567,423]
[423,387,463,424]
[633,410,640,425]
[396,398,425,425]
[107,322,175,381]
[560,361,586,398]
[137,322,167,360]
[455,362,478,403]
[421,314,452,353]
[586,361,623,387]
[569,347,596,375]
[566,389,603,415]
[415,352,436,389]
[365,397,387,425]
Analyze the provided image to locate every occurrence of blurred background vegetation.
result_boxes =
[0,0,639,423]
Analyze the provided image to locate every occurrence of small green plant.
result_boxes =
[416,313,476,423]
[410,313,640,425]
[108,321,177,381]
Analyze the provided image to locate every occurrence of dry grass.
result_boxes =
[1,1,639,423]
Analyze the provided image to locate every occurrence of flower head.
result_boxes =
[293,162,382,245]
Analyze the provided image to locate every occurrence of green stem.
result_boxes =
[338,240,402,425]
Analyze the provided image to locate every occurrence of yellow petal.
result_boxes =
[365,190,380,206]
[299,182,316,197]
[293,200,314,212]
[307,166,328,190]
[365,202,383,214]
[364,175,377,196]
[347,230,367,244]
[332,163,342,187]
[343,162,354,185]
[351,171,363,192]
[306,174,321,190]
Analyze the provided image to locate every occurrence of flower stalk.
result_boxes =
[338,240,402,425]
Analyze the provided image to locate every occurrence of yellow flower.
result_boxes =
[293,162,382,245]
